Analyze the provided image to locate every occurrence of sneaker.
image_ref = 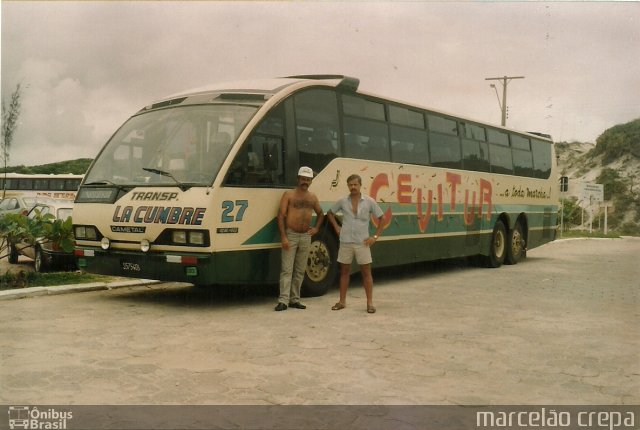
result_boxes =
[274,303,288,311]
[289,302,307,309]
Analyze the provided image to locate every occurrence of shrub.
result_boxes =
[620,222,640,236]
[0,211,75,260]
[0,270,35,289]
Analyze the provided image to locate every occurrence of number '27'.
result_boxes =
[221,200,248,222]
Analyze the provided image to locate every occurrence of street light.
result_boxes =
[485,76,524,126]
[489,84,502,114]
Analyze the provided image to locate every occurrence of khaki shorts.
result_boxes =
[337,243,372,265]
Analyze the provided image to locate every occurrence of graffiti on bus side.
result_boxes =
[36,191,76,200]
[369,172,492,233]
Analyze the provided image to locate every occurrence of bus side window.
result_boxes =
[227,136,284,186]
[462,139,490,172]
[343,116,389,162]
[531,139,552,179]
[344,133,362,159]
[294,89,340,174]
[429,133,462,169]
[225,105,286,187]
[513,149,534,177]
[488,144,513,174]
[390,125,428,165]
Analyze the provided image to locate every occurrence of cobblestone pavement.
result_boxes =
[1,238,638,405]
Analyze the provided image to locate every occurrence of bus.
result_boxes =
[72,75,558,296]
[0,173,83,214]
[7,406,30,429]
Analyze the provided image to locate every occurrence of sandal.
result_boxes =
[331,302,345,310]
[367,305,376,314]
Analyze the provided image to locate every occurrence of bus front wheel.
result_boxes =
[302,231,338,297]
[484,219,506,268]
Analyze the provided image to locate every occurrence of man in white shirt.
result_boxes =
[327,174,384,313]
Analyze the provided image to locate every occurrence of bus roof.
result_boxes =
[160,75,357,101]
[143,75,552,143]
[146,75,359,110]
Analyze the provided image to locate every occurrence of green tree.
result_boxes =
[596,168,638,230]
[1,83,23,198]
[597,168,628,201]
[558,197,582,231]
[0,158,92,175]
[589,118,640,164]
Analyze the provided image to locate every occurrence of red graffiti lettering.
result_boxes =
[397,173,412,204]
[363,171,492,233]
[437,183,444,221]
[479,179,492,221]
[446,172,461,211]
[370,173,393,229]
[464,190,476,225]
[416,188,434,232]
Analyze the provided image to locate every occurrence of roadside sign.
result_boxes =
[581,183,604,205]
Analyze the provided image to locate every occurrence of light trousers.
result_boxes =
[279,229,311,305]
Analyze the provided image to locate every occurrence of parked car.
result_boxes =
[7,200,75,272]
[0,196,59,218]
[0,196,38,217]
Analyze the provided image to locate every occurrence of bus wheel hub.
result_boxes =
[307,241,329,282]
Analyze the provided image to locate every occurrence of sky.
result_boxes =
[1,1,639,167]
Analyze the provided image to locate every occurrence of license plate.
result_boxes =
[121,261,142,272]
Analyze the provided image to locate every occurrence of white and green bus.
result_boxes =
[73,75,558,296]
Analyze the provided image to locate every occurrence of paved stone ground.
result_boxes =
[0,238,638,405]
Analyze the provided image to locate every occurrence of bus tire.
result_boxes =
[34,246,49,273]
[505,221,525,265]
[484,219,506,268]
[302,230,339,297]
[8,244,19,264]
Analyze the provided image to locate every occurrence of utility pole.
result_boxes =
[485,76,524,126]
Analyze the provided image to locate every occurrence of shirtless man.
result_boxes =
[275,166,325,311]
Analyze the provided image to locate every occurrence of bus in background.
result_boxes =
[0,173,83,216]
[72,75,558,296]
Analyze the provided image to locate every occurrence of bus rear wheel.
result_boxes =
[506,221,525,265]
[302,231,338,297]
[484,219,507,268]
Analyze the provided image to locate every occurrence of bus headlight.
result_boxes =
[75,225,98,240]
[75,226,86,238]
[101,237,111,250]
[156,229,210,247]
[189,231,205,245]
[172,231,187,244]
[140,239,150,253]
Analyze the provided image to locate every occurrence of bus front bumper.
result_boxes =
[75,248,213,284]
[74,246,280,285]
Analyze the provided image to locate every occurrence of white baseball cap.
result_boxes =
[298,166,314,178]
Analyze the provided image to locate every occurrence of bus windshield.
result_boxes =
[85,104,259,187]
